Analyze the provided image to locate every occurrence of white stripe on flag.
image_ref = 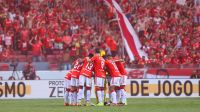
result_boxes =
[105,0,148,60]
[122,14,148,59]
[123,38,135,61]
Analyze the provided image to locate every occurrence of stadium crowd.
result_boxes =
[0,0,199,68]
[94,0,200,66]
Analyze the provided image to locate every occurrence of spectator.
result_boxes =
[29,37,43,62]
[63,48,72,70]
[190,69,200,78]
[19,40,28,55]
[0,0,199,68]
[22,61,37,80]
[1,47,11,62]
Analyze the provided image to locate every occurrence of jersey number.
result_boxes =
[86,63,93,70]
[111,61,118,70]
[101,61,105,69]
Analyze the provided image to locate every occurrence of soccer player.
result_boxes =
[90,48,106,106]
[113,55,127,105]
[64,71,72,106]
[77,54,94,106]
[105,55,121,105]
[70,58,83,106]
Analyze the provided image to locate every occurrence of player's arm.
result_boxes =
[29,36,34,46]
[114,58,124,62]
[87,56,95,62]
[78,58,85,64]
[104,65,111,78]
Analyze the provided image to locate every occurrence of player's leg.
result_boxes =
[110,77,117,104]
[77,75,85,105]
[74,78,79,106]
[103,77,107,105]
[85,77,92,105]
[70,78,78,106]
[96,86,102,104]
[120,75,127,105]
[64,80,68,105]
[115,86,121,103]
[95,77,104,106]
[64,79,70,106]
[85,86,91,106]
[116,76,122,103]
[107,76,112,103]
[100,78,105,105]
[110,77,120,105]
[68,89,73,105]
[69,78,75,106]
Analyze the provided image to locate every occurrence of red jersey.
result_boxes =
[71,59,83,79]
[91,55,106,78]
[114,58,127,75]
[105,59,121,77]
[32,42,42,56]
[80,58,94,78]
[65,71,72,80]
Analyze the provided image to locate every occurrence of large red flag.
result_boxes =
[104,0,148,61]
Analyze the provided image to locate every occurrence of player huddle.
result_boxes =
[64,48,127,106]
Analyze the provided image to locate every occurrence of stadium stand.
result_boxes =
[0,63,9,71]
[0,0,199,70]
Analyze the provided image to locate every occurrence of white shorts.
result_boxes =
[94,77,105,87]
[110,77,121,87]
[64,79,71,89]
[79,75,92,87]
[71,78,78,87]
[120,75,127,85]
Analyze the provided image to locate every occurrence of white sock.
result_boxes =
[72,92,75,104]
[68,92,72,104]
[121,89,127,103]
[111,91,117,104]
[109,93,112,103]
[83,87,85,99]
[109,87,112,102]
[75,92,77,104]
[64,90,69,103]
[77,89,83,103]
[97,90,102,103]
[86,90,91,102]
[116,90,121,103]
[101,90,105,103]
[72,92,77,104]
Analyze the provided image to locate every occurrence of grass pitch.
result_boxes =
[0,98,200,112]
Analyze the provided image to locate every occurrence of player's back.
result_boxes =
[114,57,127,75]
[71,59,83,78]
[91,55,106,78]
[105,59,121,77]
[80,58,94,78]
[65,71,72,80]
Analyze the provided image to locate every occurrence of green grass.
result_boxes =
[0,98,200,112]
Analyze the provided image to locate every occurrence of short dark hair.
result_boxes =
[95,48,100,53]
[112,53,116,57]
[88,53,94,58]
[103,54,112,59]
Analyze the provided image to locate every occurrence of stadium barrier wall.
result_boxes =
[0,79,200,99]
[0,68,197,80]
